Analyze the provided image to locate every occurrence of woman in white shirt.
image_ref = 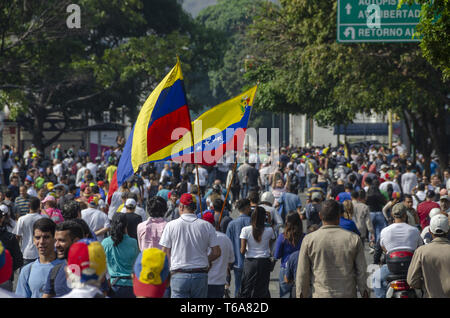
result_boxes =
[238,206,276,298]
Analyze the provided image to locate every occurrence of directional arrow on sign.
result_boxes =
[344,27,355,39]
[345,3,352,15]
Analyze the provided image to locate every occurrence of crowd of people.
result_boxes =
[0,140,449,298]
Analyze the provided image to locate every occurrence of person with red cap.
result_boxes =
[159,193,221,298]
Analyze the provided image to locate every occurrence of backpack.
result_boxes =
[305,203,321,227]
[48,262,65,296]
[231,170,240,189]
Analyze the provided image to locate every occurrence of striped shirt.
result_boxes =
[15,196,30,217]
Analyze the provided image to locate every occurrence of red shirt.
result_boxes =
[416,200,440,229]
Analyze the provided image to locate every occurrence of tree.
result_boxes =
[0,0,214,152]
[246,0,449,175]
[196,0,270,101]
[401,0,450,81]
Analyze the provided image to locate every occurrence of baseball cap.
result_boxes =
[0,205,9,216]
[391,203,407,218]
[12,168,19,173]
[260,192,275,205]
[42,195,56,203]
[25,175,33,182]
[47,182,54,190]
[97,181,104,187]
[202,212,215,226]
[429,208,442,219]
[125,198,136,208]
[0,242,13,284]
[430,214,449,235]
[440,195,449,202]
[133,248,169,298]
[180,193,194,206]
[67,239,107,284]
[311,191,323,201]
[80,183,87,191]
[381,164,389,170]
[88,196,99,206]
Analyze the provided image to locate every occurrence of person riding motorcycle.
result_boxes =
[372,203,423,298]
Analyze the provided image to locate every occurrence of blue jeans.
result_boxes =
[208,285,225,298]
[110,285,135,298]
[170,272,208,298]
[372,264,390,298]
[299,176,306,193]
[279,267,293,298]
[370,212,387,244]
[240,184,249,200]
[233,267,243,298]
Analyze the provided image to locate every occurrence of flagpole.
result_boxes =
[217,159,237,230]
[177,56,203,216]
[218,86,257,229]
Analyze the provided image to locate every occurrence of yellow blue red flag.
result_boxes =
[171,86,258,165]
[117,60,191,186]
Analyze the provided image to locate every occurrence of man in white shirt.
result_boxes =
[81,197,110,242]
[12,197,47,265]
[372,203,423,298]
[159,193,220,298]
[159,164,172,184]
[86,158,98,180]
[379,175,401,194]
[75,162,87,187]
[195,166,208,196]
[52,159,63,183]
[401,165,418,195]
[201,213,235,298]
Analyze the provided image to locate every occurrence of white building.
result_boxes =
[289,113,390,147]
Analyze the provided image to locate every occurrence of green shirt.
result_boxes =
[101,234,139,286]
[35,177,45,189]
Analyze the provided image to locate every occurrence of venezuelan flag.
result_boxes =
[170,86,258,165]
[117,60,192,186]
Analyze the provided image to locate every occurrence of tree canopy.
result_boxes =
[0,0,219,151]
[245,0,449,174]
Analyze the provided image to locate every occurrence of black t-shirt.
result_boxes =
[280,154,290,166]
[331,184,345,199]
[247,167,260,188]
[124,212,142,240]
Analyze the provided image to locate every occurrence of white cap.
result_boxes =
[430,214,449,234]
[0,205,8,215]
[429,208,442,219]
[12,168,19,173]
[311,191,323,201]
[260,192,274,205]
[125,198,136,208]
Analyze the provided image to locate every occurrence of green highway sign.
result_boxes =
[337,0,422,43]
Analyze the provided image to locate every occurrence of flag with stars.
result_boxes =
[170,86,258,165]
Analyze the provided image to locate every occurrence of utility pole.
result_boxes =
[388,109,393,149]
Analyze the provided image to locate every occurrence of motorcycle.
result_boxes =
[385,250,417,298]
